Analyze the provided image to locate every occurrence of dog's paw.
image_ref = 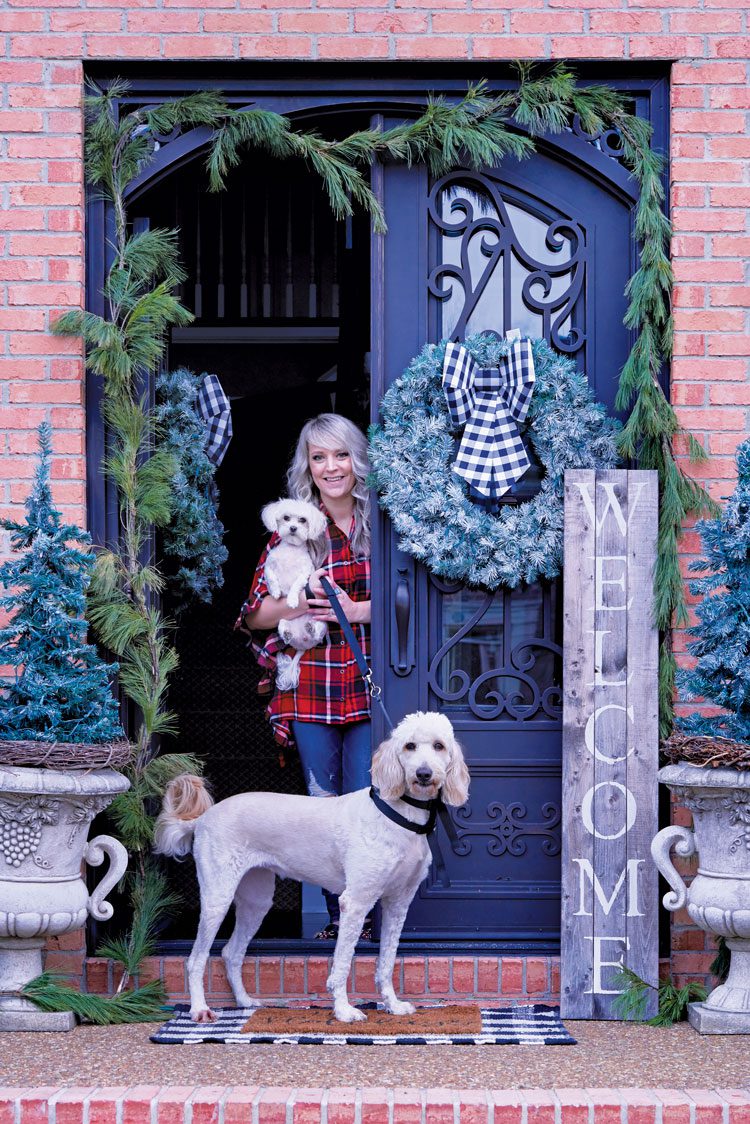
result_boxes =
[286,591,300,609]
[385,999,416,1017]
[334,1004,367,1024]
[191,1007,217,1023]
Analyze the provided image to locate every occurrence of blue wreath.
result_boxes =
[369,334,621,590]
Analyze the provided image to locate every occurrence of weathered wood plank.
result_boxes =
[625,470,660,1018]
[561,469,659,1020]
[561,469,596,1018]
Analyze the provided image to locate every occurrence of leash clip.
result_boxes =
[364,670,382,699]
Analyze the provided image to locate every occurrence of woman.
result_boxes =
[240,413,372,940]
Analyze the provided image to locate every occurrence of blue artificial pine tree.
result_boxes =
[677,437,750,742]
[0,424,124,745]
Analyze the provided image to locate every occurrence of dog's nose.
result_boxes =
[416,767,433,784]
[289,525,297,533]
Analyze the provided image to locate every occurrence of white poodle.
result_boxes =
[260,498,328,690]
[154,711,470,1024]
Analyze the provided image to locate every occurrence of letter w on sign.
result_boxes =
[561,470,659,1020]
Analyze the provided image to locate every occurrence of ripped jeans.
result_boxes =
[291,719,372,925]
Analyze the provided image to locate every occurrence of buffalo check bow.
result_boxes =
[442,335,536,501]
[197,374,233,467]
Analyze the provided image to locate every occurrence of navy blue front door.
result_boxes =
[370,106,664,946]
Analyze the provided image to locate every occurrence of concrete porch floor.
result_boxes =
[2,1018,749,1089]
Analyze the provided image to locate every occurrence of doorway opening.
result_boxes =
[132,141,371,945]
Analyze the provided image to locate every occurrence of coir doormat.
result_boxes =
[150,1003,576,1045]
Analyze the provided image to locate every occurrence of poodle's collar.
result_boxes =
[369,786,438,835]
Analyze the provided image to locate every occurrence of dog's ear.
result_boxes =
[261,501,283,533]
[370,734,405,800]
[306,505,328,540]
[442,738,470,807]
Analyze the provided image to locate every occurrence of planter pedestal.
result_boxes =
[652,762,750,1035]
[0,764,129,1032]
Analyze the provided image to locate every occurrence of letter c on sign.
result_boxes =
[581,782,637,840]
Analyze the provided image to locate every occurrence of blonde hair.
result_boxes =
[286,413,371,560]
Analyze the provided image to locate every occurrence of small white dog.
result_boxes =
[260,498,328,690]
[154,711,470,1024]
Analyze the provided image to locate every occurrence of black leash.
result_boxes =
[318,575,461,884]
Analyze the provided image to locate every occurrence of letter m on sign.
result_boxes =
[561,470,659,1019]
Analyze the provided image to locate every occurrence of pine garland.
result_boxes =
[369,334,620,589]
[612,965,707,1025]
[22,972,167,1025]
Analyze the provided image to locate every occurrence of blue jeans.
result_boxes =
[291,720,372,924]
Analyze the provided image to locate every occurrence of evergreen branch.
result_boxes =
[23,972,167,1024]
[612,965,707,1025]
[97,865,179,976]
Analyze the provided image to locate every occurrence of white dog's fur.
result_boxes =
[154,711,470,1024]
[260,498,328,690]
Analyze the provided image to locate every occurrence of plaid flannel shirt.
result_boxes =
[242,510,371,749]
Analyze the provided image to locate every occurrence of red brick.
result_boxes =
[490,1092,524,1124]
[282,955,305,995]
[155,1089,194,1124]
[513,11,583,31]
[433,12,508,32]
[123,1089,167,1124]
[306,955,330,994]
[473,37,546,57]
[525,1092,557,1124]
[716,1092,750,1124]
[11,34,84,56]
[89,1090,130,1124]
[476,957,499,994]
[318,37,390,58]
[427,956,450,994]
[130,11,203,31]
[501,957,524,996]
[258,955,281,995]
[239,36,313,56]
[557,1092,589,1124]
[526,957,549,995]
[258,1089,293,1124]
[451,956,475,993]
[712,286,750,306]
[686,1092,726,1124]
[294,1091,324,1124]
[672,11,743,32]
[712,36,750,58]
[354,954,377,995]
[711,137,750,158]
[86,35,161,56]
[163,36,235,57]
[673,61,746,83]
[676,110,747,134]
[354,12,427,32]
[590,10,663,31]
[191,1088,227,1124]
[53,1090,98,1124]
[19,1090,60,1124]
[460,1093,490,1124]
[403,957,426,995]
[551,36,625,57]
[630,35,705,57]
[50,10,122,30]
[425,1091,455,1124]
[586,1092,621,1124]
[327,1090,357,1124]
[224,1091,261,1124]
[396,37,468,58]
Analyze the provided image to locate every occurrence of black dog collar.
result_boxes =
[369,786,438,835]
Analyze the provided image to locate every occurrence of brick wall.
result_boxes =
[1,3,749,988]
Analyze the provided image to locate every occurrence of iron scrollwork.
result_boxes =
[427,170,587,353]
[453,799,562,858]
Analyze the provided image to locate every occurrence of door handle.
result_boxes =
[395,567,410,671]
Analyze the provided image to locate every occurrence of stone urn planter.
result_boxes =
[0,763,130,1031]
[651,761,750,1034]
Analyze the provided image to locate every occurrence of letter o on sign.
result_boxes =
[581,782,637,840]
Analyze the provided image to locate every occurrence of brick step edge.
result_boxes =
[2,1086,750,1124]
[84,954,561,1003]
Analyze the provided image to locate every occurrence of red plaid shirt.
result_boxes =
[242,510,371,748]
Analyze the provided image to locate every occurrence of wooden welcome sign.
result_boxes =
[561,470,659,1019]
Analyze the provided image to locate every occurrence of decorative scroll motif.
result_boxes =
[570,114,625,162]
[0,796,60,869]
[451,799,562,858]
[428,171,587,352]
[64,796,113,847]
[670,786,712,818]
[723,790,750,855]
[428,577,562,723]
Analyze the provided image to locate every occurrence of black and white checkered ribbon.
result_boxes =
[196,374,233,467]
[442,334,535,501]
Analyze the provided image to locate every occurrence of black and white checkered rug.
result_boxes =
[150,1004,576,1046]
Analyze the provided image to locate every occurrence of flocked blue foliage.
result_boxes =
[0,424,124,745]
[369,334,621,590]
[677,438,750,742]
[154,367,228,612]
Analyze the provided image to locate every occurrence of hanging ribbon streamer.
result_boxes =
[196,374,233,467]
[442,331,536,501]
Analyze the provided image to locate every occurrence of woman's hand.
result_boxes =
[307,568,371,625]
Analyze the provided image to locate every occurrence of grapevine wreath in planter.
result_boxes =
[369,333,621,590]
